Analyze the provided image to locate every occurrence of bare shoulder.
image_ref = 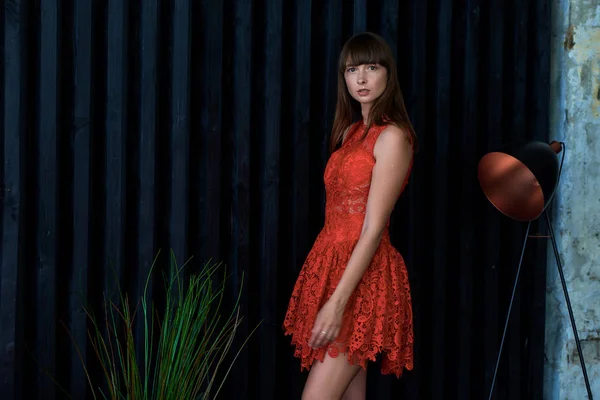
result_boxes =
[374,124,413,159]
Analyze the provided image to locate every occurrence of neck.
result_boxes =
[361,104,371,124]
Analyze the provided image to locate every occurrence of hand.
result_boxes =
[308,299,344,349]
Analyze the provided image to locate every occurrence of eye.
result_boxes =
[347,67,356,73]
[367,65,378,71]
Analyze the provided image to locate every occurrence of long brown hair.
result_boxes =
[329,32,417,154]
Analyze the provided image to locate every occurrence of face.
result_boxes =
[344,61,388,106]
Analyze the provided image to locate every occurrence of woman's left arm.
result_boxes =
[308,125,414,349]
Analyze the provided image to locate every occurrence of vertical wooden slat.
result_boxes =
[431,1,452,398]
[168,0,191,266]
[198,0,223,263]
[290,0,312,309]
[104,0,128,294]
[353,0,367,33]
[83,2,107,393]
[36,1,59,397]
[323,0,342,157]
[482,0,504,397]
[308,0,342,230]
[291,2,312,291]
[137,0,158,273]
[530,0,551,145]
[259,1,282,399]
[69,0,92,397]
[506,2,530,398]
[279,0,312,397]
[381,0,398,60]
[0,2,23,398]
[307,0,330,232]
[135,0,158,377]
[401,2,427,397]
[527,0,551,398]
[230,0,252,395]
[456,0,481,397]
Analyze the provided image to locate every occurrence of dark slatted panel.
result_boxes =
[504,2,530,399]
[453,0,480,398]
[482,0,504,397]
[104,0,128,298]
[226,0,253,397]
[278,0,314,395]
[353,0,367,33]
[258,1,282,399]
[0,1,552,399]
[1,2,24,399]
[36,1,59,397]
[430,1,452,398]
[133,0,159,381]
[396,2,427,398]
[195,0,223,267]
[69,0,93,396]
[168,0,191,269]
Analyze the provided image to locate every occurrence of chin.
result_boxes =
[354,98,375,105]
[351,95,369,103]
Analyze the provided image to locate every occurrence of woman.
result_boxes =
[283,32,416,399]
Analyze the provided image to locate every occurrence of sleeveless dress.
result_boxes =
[283,120,414,378]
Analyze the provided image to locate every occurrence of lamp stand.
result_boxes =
[487,210,593,400]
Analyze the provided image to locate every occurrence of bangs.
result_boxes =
[339,34,389,72]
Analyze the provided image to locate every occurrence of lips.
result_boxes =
[357,89,370,96]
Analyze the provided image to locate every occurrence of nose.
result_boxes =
[357,70,366,85]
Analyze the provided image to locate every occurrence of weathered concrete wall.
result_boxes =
[545,0,600,399]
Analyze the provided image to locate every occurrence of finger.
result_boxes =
[311,332,322,348]
[325,327,334,342]
[320,325,333,342]
[329,328,339,342]
[309,332,318,348]
[313,330,327,348]
[315,338,326,348]
[319,330,331,347]
[309,327,322,348]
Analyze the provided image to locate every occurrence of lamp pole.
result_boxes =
[487,221,532,400]
[544,211,593,399]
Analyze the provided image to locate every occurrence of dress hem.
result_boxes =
[283,327,414,379]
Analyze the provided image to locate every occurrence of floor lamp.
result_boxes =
[477,140,593,400]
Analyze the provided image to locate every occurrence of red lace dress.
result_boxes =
[283,121,414,378]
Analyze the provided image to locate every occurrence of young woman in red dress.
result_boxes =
[283,32,417,400]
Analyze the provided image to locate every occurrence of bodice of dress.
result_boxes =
[322,121,412,242]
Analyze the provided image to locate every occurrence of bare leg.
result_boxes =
[301,353,362,400]
[342,368,367,400]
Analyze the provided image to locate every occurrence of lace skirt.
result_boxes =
[282,234,414,378]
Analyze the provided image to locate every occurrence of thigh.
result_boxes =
[302,353,363,400]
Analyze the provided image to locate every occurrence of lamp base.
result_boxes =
[487,211,593,400]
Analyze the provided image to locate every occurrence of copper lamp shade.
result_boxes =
[478,141,563,221]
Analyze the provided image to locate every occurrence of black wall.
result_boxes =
[1,0,551,399]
